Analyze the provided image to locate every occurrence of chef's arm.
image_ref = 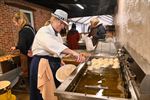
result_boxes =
[61,48,85,63]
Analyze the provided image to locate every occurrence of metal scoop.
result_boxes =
[84,85,108,90]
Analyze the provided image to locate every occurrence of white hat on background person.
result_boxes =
[51,9,68,25]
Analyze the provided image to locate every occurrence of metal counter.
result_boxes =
[55,41,140,100]
[55,59,137,100]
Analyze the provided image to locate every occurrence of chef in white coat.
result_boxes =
[30,9,85,100]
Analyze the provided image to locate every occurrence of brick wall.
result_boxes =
[0,0,51,53]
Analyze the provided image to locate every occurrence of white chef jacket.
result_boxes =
[32,24,68,57]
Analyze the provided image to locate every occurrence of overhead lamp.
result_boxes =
[76,4,84,9]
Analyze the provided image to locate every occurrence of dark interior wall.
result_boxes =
[0,0,51,53]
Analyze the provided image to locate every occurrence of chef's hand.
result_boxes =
[61,60,65,66]
[77,54,86,63]
[10,46,16,51]
[73,52,86,63]
[27,50,33,57]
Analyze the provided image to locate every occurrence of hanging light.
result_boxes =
[76,4,84,9]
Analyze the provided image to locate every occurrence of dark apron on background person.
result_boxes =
[30,55,61,100]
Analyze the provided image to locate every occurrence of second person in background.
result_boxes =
[88,17,106,46]
[67,23,80,49]
[11,11,35,79]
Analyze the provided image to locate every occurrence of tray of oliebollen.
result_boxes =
[86,56,120,74]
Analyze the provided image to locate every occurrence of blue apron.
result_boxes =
[30,55,61,100]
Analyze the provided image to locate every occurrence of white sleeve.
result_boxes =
[38,32,68,56]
